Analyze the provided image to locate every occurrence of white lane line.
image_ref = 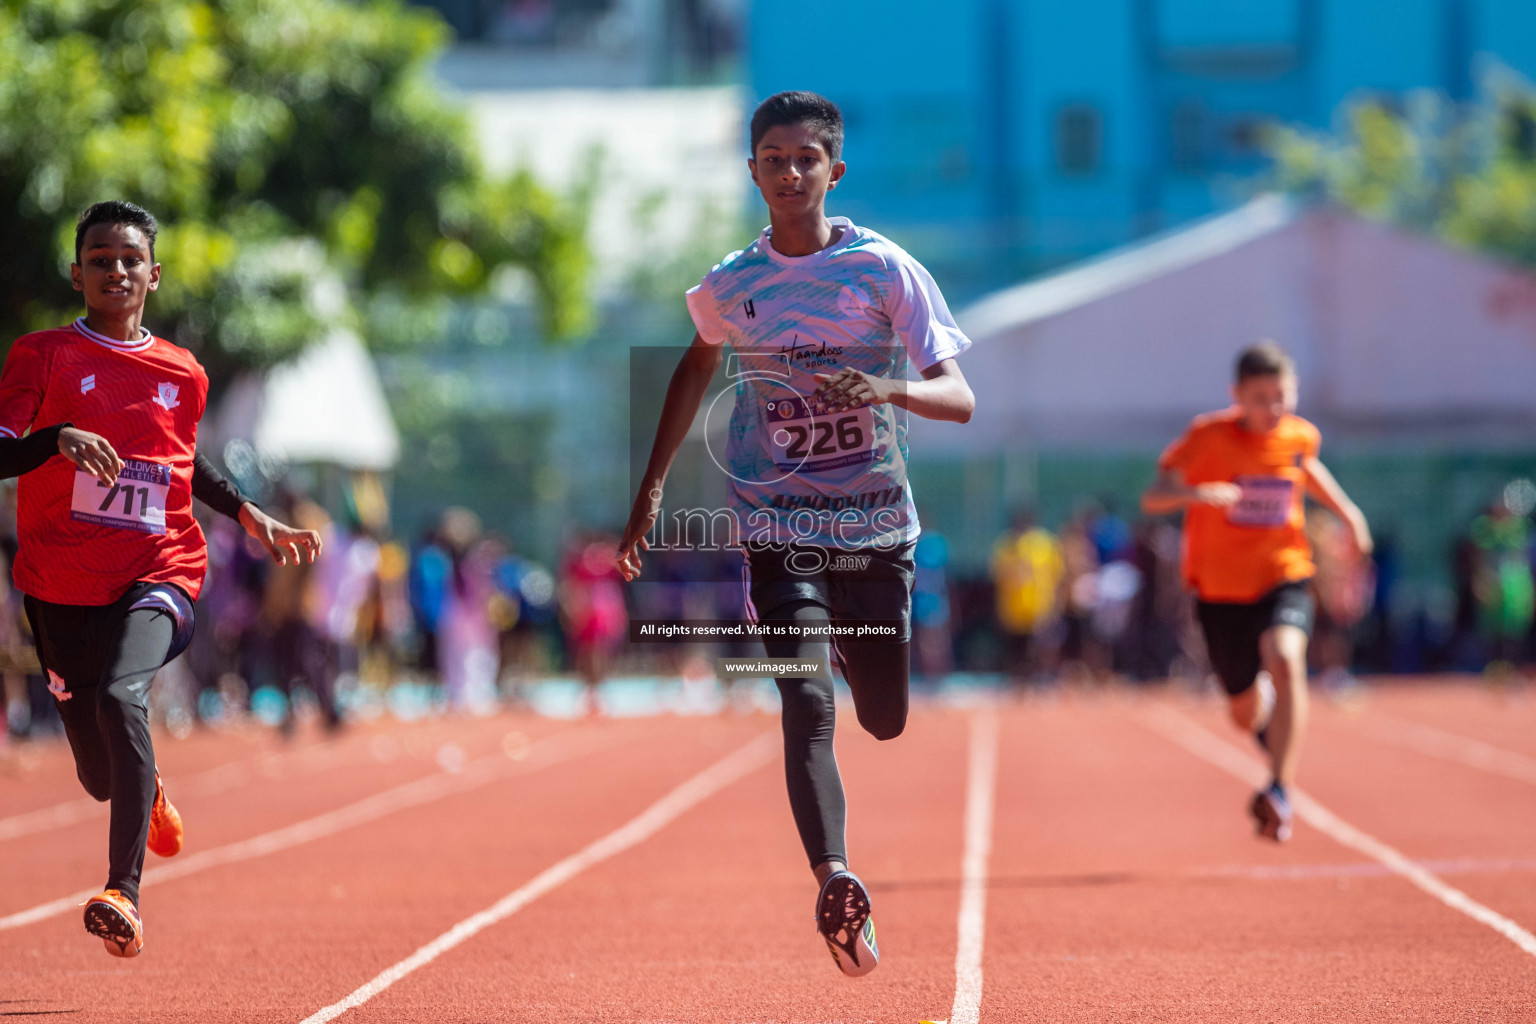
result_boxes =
[0,761,255,842]
[948,710,1001,1024]
[1341,711,1536,787]
[1145,706,1536,959]
[0,727,611,931]
[297,732,778,1024]
[1200,856,1536,882]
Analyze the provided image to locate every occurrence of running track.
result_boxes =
[2,679,1535,1022]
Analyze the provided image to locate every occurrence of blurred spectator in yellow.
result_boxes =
[991,508,1065,685]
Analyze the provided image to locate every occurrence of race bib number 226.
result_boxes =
[70,458,171,535]
[766,396,877,474]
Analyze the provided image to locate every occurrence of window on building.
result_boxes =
[1170,101,1205,174]
[1056,105,1102,176]
[1506,105,1536,160]
[405,0,619,45]
[892,98,974,189]
[1226,115,1269,158]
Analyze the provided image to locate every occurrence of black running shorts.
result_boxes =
[743,541,916,642]
[1195,580,1314,697]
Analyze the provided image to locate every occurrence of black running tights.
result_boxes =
[25,589,179,907]
[766,600,910,869]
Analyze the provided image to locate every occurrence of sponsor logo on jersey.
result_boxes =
[46,670,71,702]
[780,335,844,371]
[743,298,756,319]
[80,374,95,395]
[154,383,180,410]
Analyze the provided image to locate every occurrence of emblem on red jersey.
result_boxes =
[80,374,95,395]
[154,383,180,410]
[46,670,71,702]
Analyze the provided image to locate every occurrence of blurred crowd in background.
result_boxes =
[4,475,1534,744]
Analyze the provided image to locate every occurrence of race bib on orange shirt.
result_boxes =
[1226,475,1294,528]
[70,459,171,535]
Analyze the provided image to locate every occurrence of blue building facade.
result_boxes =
[750,0,1536,296]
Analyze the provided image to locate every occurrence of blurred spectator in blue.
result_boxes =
[491,539,559,687]
[410,527,453,678]
[912,528,953,686]
[1088,498,1133,564]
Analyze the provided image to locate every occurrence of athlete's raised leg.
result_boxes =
[24,600,113,801]
[766,600,846,871]
[1259,623,1309,790]
[837,639,909,742]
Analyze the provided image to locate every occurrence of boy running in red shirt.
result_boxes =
[2,201,321,956]
[1142,342,1371,841]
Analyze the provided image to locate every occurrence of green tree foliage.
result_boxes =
[0,0,591,381]
[1269,78,1536,268]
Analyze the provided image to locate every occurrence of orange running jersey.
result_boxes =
[1157,409,1319,603]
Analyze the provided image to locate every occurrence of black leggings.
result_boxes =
[25,583,192,906]
[766,600,909,869]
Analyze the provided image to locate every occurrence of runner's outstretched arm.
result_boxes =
[1141,468,1241,516]
[1301,456,1372,556]
[812,357,974,423]
[615,332,724,581]
[189,453,323,566]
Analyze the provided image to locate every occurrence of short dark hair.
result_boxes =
[1235,341,1294,383]
[74,200,158,264]
[750,91,844,162]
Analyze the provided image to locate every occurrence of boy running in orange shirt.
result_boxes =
[1142,342,1371,841]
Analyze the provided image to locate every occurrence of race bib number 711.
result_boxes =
[70,458,171,535]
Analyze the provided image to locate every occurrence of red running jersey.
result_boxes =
[0,319,210,605]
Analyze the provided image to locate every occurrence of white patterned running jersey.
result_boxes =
[685,217,971,549]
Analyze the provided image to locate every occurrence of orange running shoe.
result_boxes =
[147,770,182,858]
[83,890,143,958]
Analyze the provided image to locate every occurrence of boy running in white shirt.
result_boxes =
[615,92,975,977]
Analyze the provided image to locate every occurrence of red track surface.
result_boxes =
[2,678,1535,1022]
